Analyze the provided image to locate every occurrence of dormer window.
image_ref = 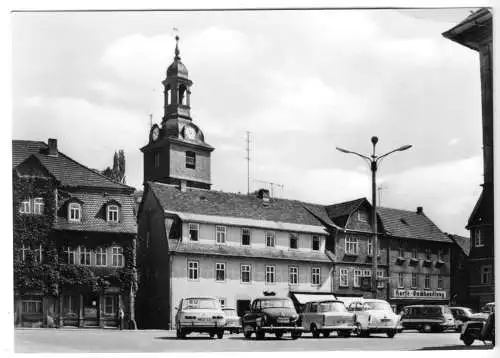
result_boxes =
[107,205,119,223]
[357,210,369,223]
[19,199,31,214]
[68,203,82,222]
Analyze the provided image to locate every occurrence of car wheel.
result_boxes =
[176,329,186,339]
[323,331,330,338]
[387,330,396,338]
[291,331,301,340]
[217,331,224,339]
[354,323,362,336]
[423,324,432,333]
[462,333,475,346]
[311,324,320,338]
[209,333,215,338]
[243,324,253,339]
[256,330,265,340]
[275,332,283,339]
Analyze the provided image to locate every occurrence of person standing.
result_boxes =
[118,307,124,330]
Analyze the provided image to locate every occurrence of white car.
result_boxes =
[347,299,399,338]
[300,300,356,338]
[175,297,226,339]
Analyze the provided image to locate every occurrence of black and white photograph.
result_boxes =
[5,0,495,354]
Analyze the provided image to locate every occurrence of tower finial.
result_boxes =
[174,34,180,60]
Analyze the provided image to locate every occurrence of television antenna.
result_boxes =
[254,179,284,198]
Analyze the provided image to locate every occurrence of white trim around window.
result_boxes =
[111,246,124,267]
[312,267,321,286]
[188,223,199,241]
[215,262,226,282]
[289,266,298,285]
[353,269,362,288]
[95,247,107,266]
[339,268,349,287]
[216,225,227,244]
[398,272,405,288]
[107,205,119,222]
[68,202,82,222]
[241,264,252,283]
[265,231,275,247]
[188,260,199,280]
[265,265,276,284]
[345,236,359,255]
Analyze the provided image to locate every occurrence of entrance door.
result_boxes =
[62,295,79,327]
[83,294,99,327]
[236,299,251,317]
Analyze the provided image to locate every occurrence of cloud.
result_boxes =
[448,138,460,146]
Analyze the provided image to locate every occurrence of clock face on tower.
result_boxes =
[151,125,160,142]
[184,125,196,140]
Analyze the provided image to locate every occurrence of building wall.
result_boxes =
[169,254,332,325]
[169,142,211,184]
[181,221,326,252]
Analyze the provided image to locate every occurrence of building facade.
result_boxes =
[448,234,471,307]
[443,8,494,310]
[13,139,137,328]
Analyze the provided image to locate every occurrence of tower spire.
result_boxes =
[174,35,180,60]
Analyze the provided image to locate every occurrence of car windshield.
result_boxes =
[363,302,392,311]
[442,306,452,315]
[223,309,237,316]
[260,299,294,309]
[318,301,348,313]
[182,298,219,310]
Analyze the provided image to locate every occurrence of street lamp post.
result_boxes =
[337,137,412,299]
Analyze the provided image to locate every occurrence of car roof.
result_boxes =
[307,300,344,304]
[450,307,471,310]
[255,297,289,300]
[183,297,218,300]
[360,299,389,303]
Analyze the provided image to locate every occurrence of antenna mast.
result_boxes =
[245,131,251,194]
[149,113,153,128]
[254,179,284,198]
[377,183,387,207]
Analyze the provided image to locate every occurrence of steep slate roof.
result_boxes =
[449,234,471,256]
[55,192,137,234]
[169,240,330,262]
[149,181,336,228]
[377,207,451,243]
[12,140,133,191]
[325,198,368,227]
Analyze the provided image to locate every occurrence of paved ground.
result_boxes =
[14,328,495,353]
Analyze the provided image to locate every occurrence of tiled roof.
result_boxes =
[149,182,336,228]
[449,234,471,256]
[325,198,368,227]
[54,191,137,234]
[377,207,451,243]
[168,240,331,263]
[12,140,133,191]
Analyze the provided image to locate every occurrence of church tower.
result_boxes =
[141,36,214,190]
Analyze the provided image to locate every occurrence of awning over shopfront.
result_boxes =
[289,292,337,304]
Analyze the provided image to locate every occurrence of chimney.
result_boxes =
[180,179,187,192]
[48,138,58,156]
[416,206,423,215]
[257,188,270,203]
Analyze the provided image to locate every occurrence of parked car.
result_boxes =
[223,308,241,334]
[175,297,226,339]
[460,312,495,346]
[450,307,474,332]
[347,299,399,338]
[480,302,495,315]
[241,296,303,340]
[400,305,455,333]
[300,300,356,338]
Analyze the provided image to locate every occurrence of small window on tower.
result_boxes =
[166,88,171,105]
[186,151,196,169]
[179,85,187,105]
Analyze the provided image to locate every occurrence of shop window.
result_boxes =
[104,295,116,315]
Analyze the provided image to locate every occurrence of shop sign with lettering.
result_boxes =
[392,289,447,299]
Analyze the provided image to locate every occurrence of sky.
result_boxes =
[11,7,485,236]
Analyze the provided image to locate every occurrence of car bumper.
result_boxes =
[366,327,398,333]
[320,324,356,331]
[179,321,225,329]
[258,326,304,333]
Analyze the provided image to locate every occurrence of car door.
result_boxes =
[243,300,260,326]
[300,303,311,329]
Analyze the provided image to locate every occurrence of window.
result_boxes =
[411,273,418,288]
[363,269,372,278]
[188,223,199,241]
[265,265,275,284]
[33,198,44,215]
[424,274,431,289]
[289,233,298,249]
[425,248,432,260]
[185,151,196,169]
[474,229,484,247]
[104,296,116,315]
[216,226,226,244]
[398,272,404,288]
[289,266,298,285]
[312,267,321,286]
[65,247,76,264]
[412,247,418,259]
[358,210,369,222]
[377,271,384,288]
[368,238,373,256]
[339,268,348,287]
[345,236,358,255]
[154,152,160,169]
[398,245,405,258]
[437,249,444,262]
[312,235,320,251]
[481,265,492,284]
[68,203,81,222]
[34,244,43,264]
[437,275,443,289]
[241,264,251,283]
[107,205,119,222]
[188,261,199,280]
[96,247,107,266]
[22,300,42,313]
[354,269,362,287]
[215,263,226,282]
[80,246,91,265]
[218,298,226,308]
[19,199,31,214]
[241,228,251,246]
[265,232,275,247]
[111,246,124,267]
